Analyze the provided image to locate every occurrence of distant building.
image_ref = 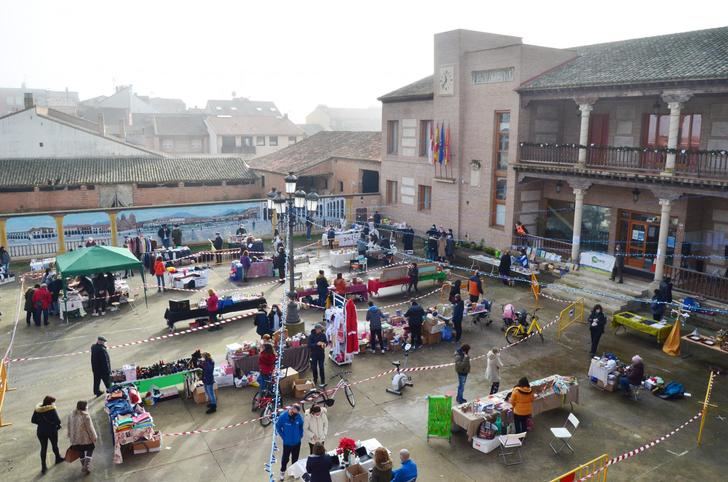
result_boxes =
[127,113,209,154]
[205,115,304,158]
[306,105,381,132]
[205,97,282,117]
[248,131,381,195]
[0,106,160,158]
[0,86,79,116]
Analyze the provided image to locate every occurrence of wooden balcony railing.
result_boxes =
[518,143,728,180]
[664,265,728,303]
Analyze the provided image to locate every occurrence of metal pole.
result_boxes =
[287,199,296,295]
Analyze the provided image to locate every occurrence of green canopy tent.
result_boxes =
[55,246,147,321]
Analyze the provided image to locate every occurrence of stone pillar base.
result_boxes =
[285,321,305,337]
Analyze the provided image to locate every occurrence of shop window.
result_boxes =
[387,120,399,155]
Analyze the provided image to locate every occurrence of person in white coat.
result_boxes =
[485,348,504,394]
[304,405,328,454]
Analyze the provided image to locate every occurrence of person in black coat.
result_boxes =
[213,232,224,263]
[402,226,414,252]
[315,270,329,306]
[659,277,673,304]
[275,247,286,281]
[404,300,426,348]
[451,294,465,342]
[90,336,111,397]
[588,304,607,356]
[610,243,625,284]
[254,305,271,337]
[306,442,334,482]
[498,250,511,285]
[31,395,64,474]
[308,324,328,386]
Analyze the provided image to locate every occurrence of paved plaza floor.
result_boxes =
[0,247,726,481]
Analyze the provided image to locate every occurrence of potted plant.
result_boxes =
[336,437,357,466]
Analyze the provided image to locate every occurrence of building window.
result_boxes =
[221,135,236,153]
[643,113,701,149]
[387,120,399,155]
[261,175,265,188]
[386,180,398,204]
[243,136,253,147]
[472,67,514,84]
[161,138,174,151]
[191,138,202,151]
[491,111,510,226]
[269,136,278,146]
[339,180,344,193]
[288,136,297,144]
[256,136,266,146]
[419,120,432,157]
[418,185,432,211]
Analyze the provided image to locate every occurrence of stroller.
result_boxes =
[502,303,528,330]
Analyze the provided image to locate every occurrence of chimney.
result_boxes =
[97,113,106,135]
[119,119,126,139]
[24,92,34,109]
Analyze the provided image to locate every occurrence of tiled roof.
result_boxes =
[0,157,257,187]
[521,27,728,91]
[378,76,434,102]
[206,115,304,136]
[153,114,208,136]
[248,131,381,174]
[205,99,281,117]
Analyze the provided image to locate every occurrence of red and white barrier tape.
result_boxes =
[6,309,258,363]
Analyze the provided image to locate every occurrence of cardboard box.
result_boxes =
[597,379,616,392]
[133,431,162,454]
[422,332,441,345]
[279,368,300,396]
[345,463,368,482]
[193,383,218,404]
[293,379,315,399]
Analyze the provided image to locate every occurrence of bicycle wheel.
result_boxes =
[505,325,522,345]
[260,402,275,427]
[302,388,325,409]
[251,391,261,412]
[538,328,545,343]
[344,384,356,408]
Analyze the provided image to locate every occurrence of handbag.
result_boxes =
[65,446,80,463]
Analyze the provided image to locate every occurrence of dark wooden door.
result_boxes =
[588,114,609,165]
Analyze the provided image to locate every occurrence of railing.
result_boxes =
[514,234,572,260]
[664,265,728,303]
[519,143,728,180]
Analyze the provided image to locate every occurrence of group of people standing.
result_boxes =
[425,225,455,263]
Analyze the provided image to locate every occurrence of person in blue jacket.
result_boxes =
[276,404,304,480]
[254,304,272,337]
[200,352,216,414]
[391,449,417,482]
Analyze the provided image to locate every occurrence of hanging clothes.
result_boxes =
[345,299,359,355]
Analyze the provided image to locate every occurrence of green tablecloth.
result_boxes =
[129,370,198,393]
[419,271,447,283]
[612,312,673,344]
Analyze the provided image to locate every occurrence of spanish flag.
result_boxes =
[434,123,440,164]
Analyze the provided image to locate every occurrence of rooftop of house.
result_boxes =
[378,76,434,103]
[205,98,281,117]
[247,131,381,174]
[0,156,257,187]
[205,115,303,136]
[152,114,208,136]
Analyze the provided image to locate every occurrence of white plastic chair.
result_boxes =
[549,413,580,454]
[498,432,527,465]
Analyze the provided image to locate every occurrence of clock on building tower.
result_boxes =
[439,65,455,96]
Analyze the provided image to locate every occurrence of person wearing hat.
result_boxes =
[275,403,304,480]
[308,324,328,386]
[90,337,111,397]
[213,232,224,263]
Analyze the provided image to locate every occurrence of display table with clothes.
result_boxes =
[105,386,160,464]
[155,246,193,264]
[612,312,673,344]
[321,230,360,247]
[286,438,385,481]
[330,249,357,268]
[451,375,579,441]
[164,266,210,290]
[230,259,274,280]
[296,282,368,301]
[468,254,537,277]
[231,344,310,375]
[164,295,266,328]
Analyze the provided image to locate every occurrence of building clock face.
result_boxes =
[439,65,455,96]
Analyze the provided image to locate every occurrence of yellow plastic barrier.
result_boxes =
[557,298,585,340]
[0,360,14,428]
[550,453,609,482]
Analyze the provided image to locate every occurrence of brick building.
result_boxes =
[379,27,728,300]
[248,131,381,195]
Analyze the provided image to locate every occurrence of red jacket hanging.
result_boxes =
[344,298,359,354]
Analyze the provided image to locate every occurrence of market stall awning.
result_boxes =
[56,246,143,277]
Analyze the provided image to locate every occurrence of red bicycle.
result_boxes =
[251,373,282,427]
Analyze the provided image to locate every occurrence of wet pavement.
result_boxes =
[0,247,726,481]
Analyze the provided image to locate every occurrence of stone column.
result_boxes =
[569,180,592,262]
[0,218,7,250]
[653,196,679,282]
[108,212,118,247]
[661,91,692,175]
[54,215,66,254]
[575,97,597,166]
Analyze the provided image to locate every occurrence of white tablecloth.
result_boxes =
[330,250,357,268]
[588,358,616,385]
[59,292,87,320]
[287,438,384,480]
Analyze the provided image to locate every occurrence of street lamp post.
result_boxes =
[267,173,319,333]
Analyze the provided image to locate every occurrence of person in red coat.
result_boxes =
[32,283,52,326]
[206,289,220,329]
[257,343,277,393]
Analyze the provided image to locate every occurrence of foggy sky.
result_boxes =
[0,0,723,123]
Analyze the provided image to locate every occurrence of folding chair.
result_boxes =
[498,432,526,465]
[549,413,580,454]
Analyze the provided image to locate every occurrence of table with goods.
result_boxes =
[286,438,388,481]
[229,258,275,280]
[104,385,162,464]
[163,294,266,328]
[681,329,728,355]
[321,229,361,248]
[612,311,673,344]
[451,375,579,450]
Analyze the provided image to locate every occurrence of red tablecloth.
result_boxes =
[367,276,410,295]
[296,284,368,301]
